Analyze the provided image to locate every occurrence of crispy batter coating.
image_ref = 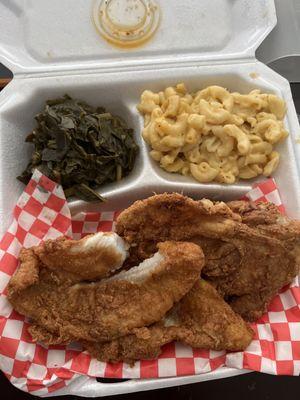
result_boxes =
[8,249,40,293]
[84,323,172,364]
[116,193,299,321]
[177,280,254,350]
[8,241,204,343]
[34,232,128,280]
[117,193,241,243]
[227,200,300,269]
[227,201,282,227]
[224,200,300,319]
[83,280,254,364]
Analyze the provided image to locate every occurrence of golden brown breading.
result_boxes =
[227,200,300,271]
[8,249,40,295]
[116,193,243,274]
[176,280,254,350]
[34,232,128,280]
[116,193,298,321]
[226,201,281,227]
[224,200,300,319]
[117,193,241,244]
[84,323,173,364]
[28,324,71,346]
[83,280,254,364]
[8,241,204,343]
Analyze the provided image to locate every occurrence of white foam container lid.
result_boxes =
[1,0,300,396]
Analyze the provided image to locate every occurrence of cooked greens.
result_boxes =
[17,95,138,201]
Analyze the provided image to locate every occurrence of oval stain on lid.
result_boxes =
[92,0,160,48]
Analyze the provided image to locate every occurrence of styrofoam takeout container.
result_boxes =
[257,0,300,82]
[1,0,300,396]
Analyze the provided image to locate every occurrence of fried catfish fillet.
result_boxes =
[34,232,128,280]
[83,280,254,364]
[8,241,204,344]
[223,200,300,319]
[227,200,300,270]
[116,193,298,321]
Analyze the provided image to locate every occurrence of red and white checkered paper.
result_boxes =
[0,170,299,396]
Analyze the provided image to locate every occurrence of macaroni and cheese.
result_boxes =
[137,84,288,184]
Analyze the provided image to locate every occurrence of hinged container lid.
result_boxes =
[0,0,276,75]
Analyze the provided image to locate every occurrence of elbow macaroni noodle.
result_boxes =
[137,84,288,184]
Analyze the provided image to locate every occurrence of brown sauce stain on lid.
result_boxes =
[92,0,160,49]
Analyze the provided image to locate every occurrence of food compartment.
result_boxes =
[136,72,291,186]
[0,79,145,226]
[0,60,300,234]
[88,61,299,215]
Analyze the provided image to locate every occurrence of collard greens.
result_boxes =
[18,95,139,201]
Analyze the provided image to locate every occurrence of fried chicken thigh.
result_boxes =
[84,280,254,364]
[116,193,299,321]
[8,240,204,343]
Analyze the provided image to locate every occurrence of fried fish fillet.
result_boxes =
[34,232,128,280]
[83,280,254,364]
[227,200,300,268]
[227,201,283,227]
[116,193,299,321]
[8,240,204,343]
[223,200,300,318]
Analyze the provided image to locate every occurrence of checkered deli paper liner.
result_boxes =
[0,170,300,396]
